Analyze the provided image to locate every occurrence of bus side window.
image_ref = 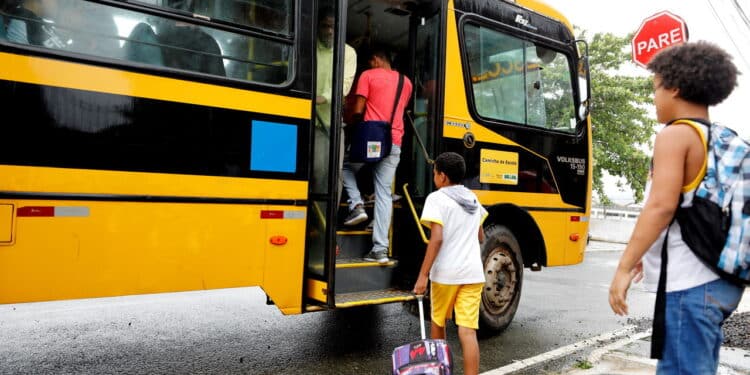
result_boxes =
[2,0,290,84]
[124,23,165,66]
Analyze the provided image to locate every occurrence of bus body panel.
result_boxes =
[0,52,310,118]
[0,51,311,313]
[0,182,306,315]
[443,0,590,267]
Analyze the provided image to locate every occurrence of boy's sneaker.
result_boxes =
[364,250,389,264]
[344,205,368,226]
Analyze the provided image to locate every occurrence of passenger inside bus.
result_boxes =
[342,47,413,264]
[124,22,164,66]
[153,0,226,76]
[4,0,66,48]
[124,0,226,76]
[313,5,357,195]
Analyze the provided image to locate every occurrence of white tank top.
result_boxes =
[641,122,719,293]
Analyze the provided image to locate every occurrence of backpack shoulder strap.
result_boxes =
[671,119,708,148]
[651,218,675,359]
[672,119,709,192]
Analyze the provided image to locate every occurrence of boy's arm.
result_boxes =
[413,222,443,295]
[478,205,488,244]
[609,125,693,316]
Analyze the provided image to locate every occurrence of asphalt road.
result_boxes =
[0,242,656,374]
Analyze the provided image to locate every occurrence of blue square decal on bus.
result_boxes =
[250,120,297,173]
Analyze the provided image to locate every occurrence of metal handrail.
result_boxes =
[402,183,429,244]
[405,110,434,165]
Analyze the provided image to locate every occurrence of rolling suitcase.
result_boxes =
[391,295,453,375]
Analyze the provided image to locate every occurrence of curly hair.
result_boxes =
[435,152,466,184]
[647,41,738,106]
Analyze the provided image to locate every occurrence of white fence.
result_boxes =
[591,206,640,221]
[589,206,640,243]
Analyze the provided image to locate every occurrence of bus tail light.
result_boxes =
[17,206,89,217]
[569,233,581,241]
[270,236,288,246]
[261,210,284,219]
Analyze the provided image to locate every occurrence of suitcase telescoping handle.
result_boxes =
[416,294,426,340]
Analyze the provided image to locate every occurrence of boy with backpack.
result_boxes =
[413,152,487,375]
[609,41,746,374]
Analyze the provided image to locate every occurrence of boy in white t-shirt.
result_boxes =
[413,152,487,375]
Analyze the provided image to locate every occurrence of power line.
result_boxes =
[706,0,750,69]
[723,1,750,37]
[725,1,750,46]
[732,0,750,29]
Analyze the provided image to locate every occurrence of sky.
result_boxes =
[541,0,750,204]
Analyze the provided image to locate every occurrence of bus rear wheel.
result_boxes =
[479,225,523,333]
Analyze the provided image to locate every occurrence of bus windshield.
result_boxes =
[465,23,577,133]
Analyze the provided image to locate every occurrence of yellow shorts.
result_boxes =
[430,281,483,329]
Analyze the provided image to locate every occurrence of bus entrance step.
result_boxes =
[336,230,373,259]
[335,289,414,308]
[334,259,397,294]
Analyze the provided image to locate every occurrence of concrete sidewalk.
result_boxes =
[566,290,750,375]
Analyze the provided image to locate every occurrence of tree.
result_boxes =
[585,32,656,204]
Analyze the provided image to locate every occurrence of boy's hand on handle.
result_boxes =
[608,261,641,316]
[413,274,428,295]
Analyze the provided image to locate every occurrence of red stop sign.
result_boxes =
[631,11,688,68]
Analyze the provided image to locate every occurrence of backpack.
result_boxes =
[675,119,750,285]
[651,119,749,359]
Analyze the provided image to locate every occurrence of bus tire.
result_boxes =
[479,224,523,333]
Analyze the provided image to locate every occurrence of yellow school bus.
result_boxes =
[0,0,590,331]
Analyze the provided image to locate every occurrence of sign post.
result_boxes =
[631,11,688,68]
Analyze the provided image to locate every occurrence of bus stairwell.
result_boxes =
[333,200,413,308]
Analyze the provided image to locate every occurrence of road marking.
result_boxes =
[480,325,638,375]
[586,328,652,363]
[736,290,750,313]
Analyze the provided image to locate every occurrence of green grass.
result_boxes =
[574,359,594,369]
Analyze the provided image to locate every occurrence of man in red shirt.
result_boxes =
[342,47,413,264]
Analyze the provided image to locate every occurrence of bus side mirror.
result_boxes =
[575,39,591,121]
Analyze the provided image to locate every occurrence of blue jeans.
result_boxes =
[657,278,744,375]
[342,144,401,253]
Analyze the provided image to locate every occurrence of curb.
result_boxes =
[567,290,750,375]
[566,335,750,375]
